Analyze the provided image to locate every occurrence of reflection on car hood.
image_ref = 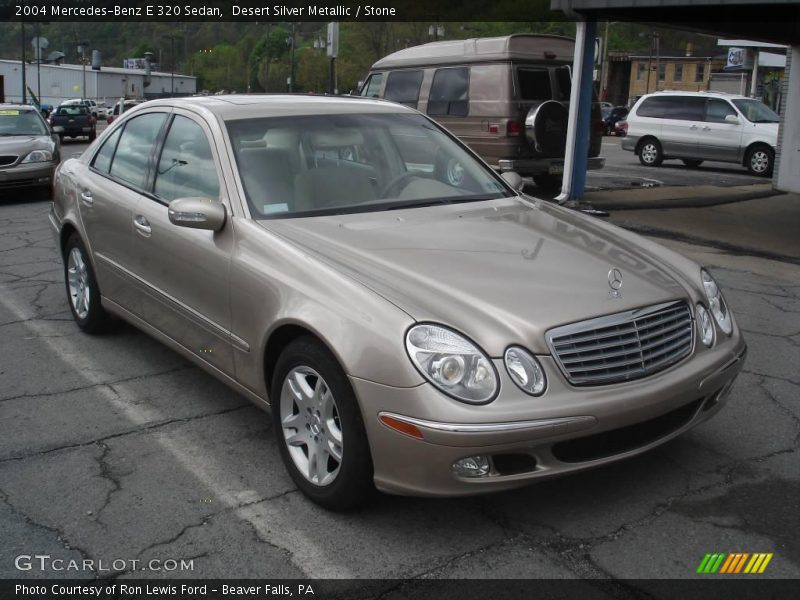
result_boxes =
[0,135,54,157]
[260,197,692,355]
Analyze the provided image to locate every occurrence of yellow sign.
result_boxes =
[0,109,21,115]
[72,84,80,92]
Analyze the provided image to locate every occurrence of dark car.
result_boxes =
[604,106,629,135]
[0,104,60,196]
[50,104,97,142]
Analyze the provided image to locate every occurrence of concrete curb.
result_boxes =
[582,185,783,211]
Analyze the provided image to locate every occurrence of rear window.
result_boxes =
[516,68,552,101]
[427,67,469,117]
[636,96,704,120]
[384,70,423,109]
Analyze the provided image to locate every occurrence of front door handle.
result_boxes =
[133,215,152,237]
[689,124,698,129]
[702,126,711,131]
[79,190,93,206]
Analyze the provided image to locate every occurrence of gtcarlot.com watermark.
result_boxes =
[15,554,194,573]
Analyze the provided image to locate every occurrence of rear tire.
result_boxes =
[271,336,375,511]
[745,145,774,177]
[682,159,703,168]
[532,173,562,191]
[63,234,113,334]
[638,138,663,167]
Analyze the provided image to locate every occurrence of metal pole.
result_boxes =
[329,57,335,94]
[36,22,41,102]
[21,18,27,104]
[646,30,653,94]
[82,52,86,98]
[600,20,610,101]
[289,23,295,93]
[655,33,660,92]
[171,35,175,96]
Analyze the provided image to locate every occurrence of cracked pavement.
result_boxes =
[0,187,798,583]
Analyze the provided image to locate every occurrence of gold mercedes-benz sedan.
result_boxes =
[50,95,746,510]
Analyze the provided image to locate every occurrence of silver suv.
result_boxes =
[619,91,779,176]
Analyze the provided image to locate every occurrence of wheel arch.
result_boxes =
[263,322,345,402]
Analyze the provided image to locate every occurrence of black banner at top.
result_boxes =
[0,0,566,22]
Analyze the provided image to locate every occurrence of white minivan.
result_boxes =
[619,91,779,176]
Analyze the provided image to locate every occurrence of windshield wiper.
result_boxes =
[752,119,779,123]
[384,194,501,211]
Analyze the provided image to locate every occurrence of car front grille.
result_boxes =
[547,301,693,386]
[0,155,18,167]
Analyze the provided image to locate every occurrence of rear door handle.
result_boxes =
[689,124,698,129]
[133,215,151,237]
[702,126,711,131]
[79,190,93,206]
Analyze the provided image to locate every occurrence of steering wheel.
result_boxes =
[379,172,421,199]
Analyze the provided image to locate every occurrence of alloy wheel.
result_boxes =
[279,366,343,486]
[67,247,91,320]
[750,150,770,174]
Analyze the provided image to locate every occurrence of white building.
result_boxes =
[0,60,196,106]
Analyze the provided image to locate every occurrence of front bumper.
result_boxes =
[497,156,605,176]
[353,333,746,497]
[0,161,57,191]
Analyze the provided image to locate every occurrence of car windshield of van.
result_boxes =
[0,109,48,136]
[227,112,511,219]
[731,99,780,123]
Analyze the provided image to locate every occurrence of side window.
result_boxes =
[154,115,220,202]
[516,68,552,101]
[91,128,123,174]
[705,98,737,123]
[427,67,469,117]
[361,73,384,98]
[662,96,704,121]
[554,66,572,101]
[384,70,423,108]
[109,113,168,189]
[636,97,666,118]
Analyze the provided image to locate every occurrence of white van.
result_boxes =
[619,91,779,176]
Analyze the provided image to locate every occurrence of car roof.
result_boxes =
[0,103,37,112]
[371,34,575,69]
[641,90,752,101]
[136,94,416,121]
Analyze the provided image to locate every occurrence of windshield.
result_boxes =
[227,112,511,218]
[732,99,780,123]
[0,109,48,136]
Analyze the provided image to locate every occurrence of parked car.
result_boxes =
[361,34,605,190]
[60,98,102,119]
[619,91,779,176]
[0,104,60,196]
[106,99,142,124]
[50,103,97,142]
[604,105,629,135]
[51,95,745,509]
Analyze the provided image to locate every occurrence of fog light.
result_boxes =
[452,455,491,477]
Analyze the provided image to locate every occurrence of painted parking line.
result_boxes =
[0,284,354,578]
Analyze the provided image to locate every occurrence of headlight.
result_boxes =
[21,150,53,163]
[405,324,498,404]
[504,347,546,396]
[701,269,732,335]
[696,304,715,347]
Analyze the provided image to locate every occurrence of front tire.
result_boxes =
[532,173,562,190]
[271,337,375,510]
[745,145,774,177]
[682,159,703,168]
[64,234,112,334]
[638,138,663,167]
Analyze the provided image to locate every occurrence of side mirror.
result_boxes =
[501,171,524,192]
[168,197,226,231]
[724,114,740,124]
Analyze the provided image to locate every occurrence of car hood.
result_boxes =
[260,197,693,355]
[0,135,54,158]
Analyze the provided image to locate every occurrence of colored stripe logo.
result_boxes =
[697,552,773,574]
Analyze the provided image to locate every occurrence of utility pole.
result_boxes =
[21,18,27,104]
[646,30,654,94]
[600,20,611,101]
[36,22,41,102]
[288,22,296,93]
[654,33,661,92]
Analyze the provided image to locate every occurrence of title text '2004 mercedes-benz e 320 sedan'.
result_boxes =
[50,95,746,510]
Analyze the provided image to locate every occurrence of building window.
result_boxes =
[658,63,666,81]
[674,64,683,82]
[695,63,706,83]
[637,62,647,80]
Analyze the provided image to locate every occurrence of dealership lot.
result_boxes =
[0,138,798,581]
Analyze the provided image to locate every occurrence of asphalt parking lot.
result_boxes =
[0,135,798,585]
